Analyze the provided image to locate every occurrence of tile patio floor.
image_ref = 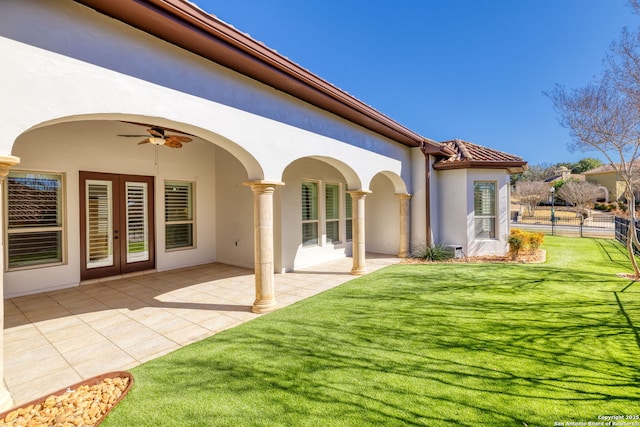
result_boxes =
[3,254,400,407]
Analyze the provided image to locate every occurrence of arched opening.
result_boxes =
[366,172,408,255]
[6,117,261,296]
[279,157,361,272]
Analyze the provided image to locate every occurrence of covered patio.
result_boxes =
[3,255,400,407]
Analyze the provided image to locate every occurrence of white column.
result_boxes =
[397,193,412,258]
[348,190,370,275]
[243,180,284,314]
[0,155,20,411]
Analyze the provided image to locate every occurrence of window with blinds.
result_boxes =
[301,181,318,246]
[325,183,340,243]
[474,181,496,239]
[165,181,194,250]
[7,171,64,269]
[345,192,352,242]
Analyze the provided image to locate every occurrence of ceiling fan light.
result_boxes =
[148,137,165,145]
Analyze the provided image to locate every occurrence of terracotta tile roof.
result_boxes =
[433,139,527,173]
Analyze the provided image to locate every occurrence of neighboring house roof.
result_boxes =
[432,139,527,173]
[583,163,640,175]
[73,0,443,152]
[583,164,618,175]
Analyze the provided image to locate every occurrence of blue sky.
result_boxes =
[198,1,636,165]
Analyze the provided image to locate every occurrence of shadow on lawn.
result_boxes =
[111,262,640,427]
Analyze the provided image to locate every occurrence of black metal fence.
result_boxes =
[614,217,640,253]
[511,213,615,238]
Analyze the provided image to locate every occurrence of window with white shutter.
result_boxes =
[7,171,64,269]
[165,181,194,250]
[345,193,352,242]
[301,181,318,246]
[474,181,496,239]
[325,183,340,243]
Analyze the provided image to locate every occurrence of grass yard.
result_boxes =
[104,237,640,426]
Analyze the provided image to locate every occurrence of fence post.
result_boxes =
[580,216,584,238]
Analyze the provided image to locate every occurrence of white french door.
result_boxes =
[80,172,155,280]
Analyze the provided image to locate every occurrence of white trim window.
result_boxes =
[474,181,496,239]
[6,171,65,269]
[165,180,195,250]
[345,192,353,242]
[301,181,319,246]
[325,183,340,243]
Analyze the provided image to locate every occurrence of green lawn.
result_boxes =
[104,237,640,427]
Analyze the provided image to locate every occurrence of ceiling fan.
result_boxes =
[118,125,192,148]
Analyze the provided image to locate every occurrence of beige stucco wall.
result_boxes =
[585,172,622,201]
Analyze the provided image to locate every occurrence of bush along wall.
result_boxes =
[508,228,544,260]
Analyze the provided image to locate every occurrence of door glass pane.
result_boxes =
[126,182,149,263]
[86,180,113,269]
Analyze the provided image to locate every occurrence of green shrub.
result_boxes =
[411,243,454,261]
[509,228,544,259]
[526,231,544,250]
[508,230,525,259]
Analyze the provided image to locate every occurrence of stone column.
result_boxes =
[397,193,412,258]
[348,190,371,275]
[0,155,20,410]
[243,180,284,314]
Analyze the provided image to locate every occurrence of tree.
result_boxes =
[556,181,600,217]
[513,181,550,216]
[547,35,640,276]
[572,157,603,174]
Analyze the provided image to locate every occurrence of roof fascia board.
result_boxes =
[433,161,528,174]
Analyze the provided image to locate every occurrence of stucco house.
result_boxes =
[583,164,640,203]
[0,0,526,408]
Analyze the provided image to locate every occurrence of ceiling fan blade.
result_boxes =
[138,139,151,145]
[164,138,183,148]
[171,136,192,143]
[118,134,150,137]
[147,128,165,138]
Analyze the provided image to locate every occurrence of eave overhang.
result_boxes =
[73,0,426,148]
[433,160,528,174]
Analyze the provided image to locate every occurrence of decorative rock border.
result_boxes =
[0,371,133,426]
